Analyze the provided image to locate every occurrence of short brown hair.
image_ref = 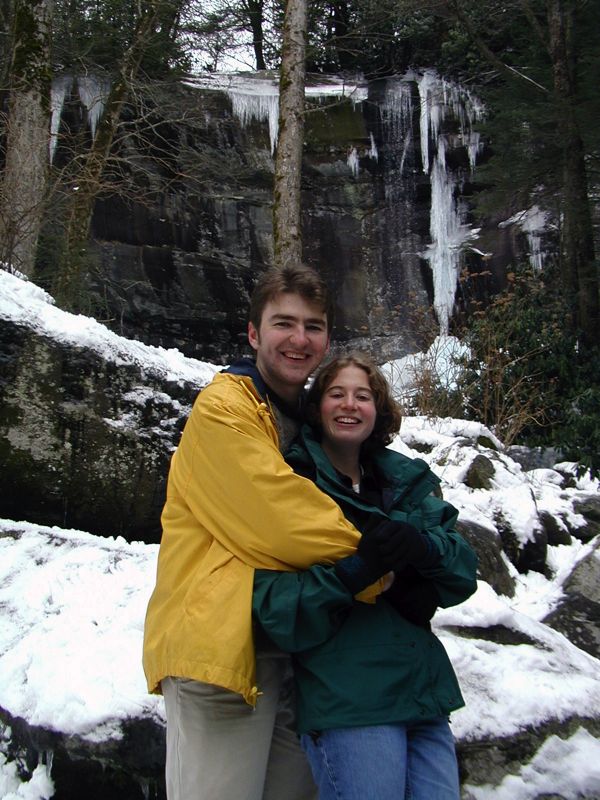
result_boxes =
[306,352,402,447]
[249,264,334,330]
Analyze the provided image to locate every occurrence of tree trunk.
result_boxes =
[272,0,307,268]
[244,0,267,71]
[0,0,52,277]
[547,0,599,347]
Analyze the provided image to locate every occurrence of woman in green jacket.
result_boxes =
[253,353,478,800]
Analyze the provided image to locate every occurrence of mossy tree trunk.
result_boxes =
[272,0,307,268]
[0,0,52,277]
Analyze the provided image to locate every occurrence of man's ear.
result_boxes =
[248,321,259,351]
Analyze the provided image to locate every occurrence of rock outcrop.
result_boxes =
[42,71,543,364]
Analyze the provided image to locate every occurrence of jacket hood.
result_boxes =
[224,357,305,421]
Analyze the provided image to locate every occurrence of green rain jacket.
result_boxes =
[252,424,478,734]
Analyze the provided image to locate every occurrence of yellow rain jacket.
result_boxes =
[143,371,378,705]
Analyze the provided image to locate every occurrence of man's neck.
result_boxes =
[255,365,302,408]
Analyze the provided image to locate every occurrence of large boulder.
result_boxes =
[0,273,215,543]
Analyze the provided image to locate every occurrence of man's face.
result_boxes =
[248,293,330,403]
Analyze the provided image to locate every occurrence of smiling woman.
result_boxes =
[316,364,378,486]
[252,352,478,800]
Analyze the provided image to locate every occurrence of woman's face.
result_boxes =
[319,365,377,450]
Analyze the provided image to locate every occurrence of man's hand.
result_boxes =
[334,518,436,595]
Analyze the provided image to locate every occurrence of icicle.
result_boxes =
[49,75,72,163]
[227,77,368,155]
[43,749,54,776]
[347,147,360,177]
[77,76,111,139]
[522,206,549,270]
[228,89,279,154]
[187,73,367,156]
[380,78,413,178]
[417,70,485,175]
[467,132,483,171]
[426,145,456,333]
[368,132,378,161]
[416,71,440,173]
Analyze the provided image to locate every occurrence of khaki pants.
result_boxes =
[163,654,317,800]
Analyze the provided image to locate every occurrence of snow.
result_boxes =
[499,205,551,271]
[467,729,600,800]
[0,269,219,390]
[1,271,600,799]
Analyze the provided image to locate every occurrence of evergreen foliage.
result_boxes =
[456,268,600,478]
[52,0,191,78]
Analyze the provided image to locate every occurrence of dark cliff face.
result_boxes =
[47,71,528,365]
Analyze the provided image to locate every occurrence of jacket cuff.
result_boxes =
[334,554,378,595]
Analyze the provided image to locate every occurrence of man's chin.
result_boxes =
[282,358,315,375]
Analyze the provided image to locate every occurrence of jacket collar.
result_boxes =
[290,423,440,511]
[223,357,305,421]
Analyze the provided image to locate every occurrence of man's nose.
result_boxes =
[289,326,309,346]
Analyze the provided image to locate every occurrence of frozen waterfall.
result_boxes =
[378,71,484,334]
[417,71,484,334]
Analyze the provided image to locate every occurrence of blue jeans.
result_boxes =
[300,717,460,800]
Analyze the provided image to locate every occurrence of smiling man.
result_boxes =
[143,264,379,800]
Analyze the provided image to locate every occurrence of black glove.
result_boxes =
[334,519,418,595]
[384,565,440,628]
[387,521,440,570]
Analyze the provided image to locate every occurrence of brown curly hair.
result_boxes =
[306,352,402,447]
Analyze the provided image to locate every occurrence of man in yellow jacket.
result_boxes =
[143,264,387,800]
